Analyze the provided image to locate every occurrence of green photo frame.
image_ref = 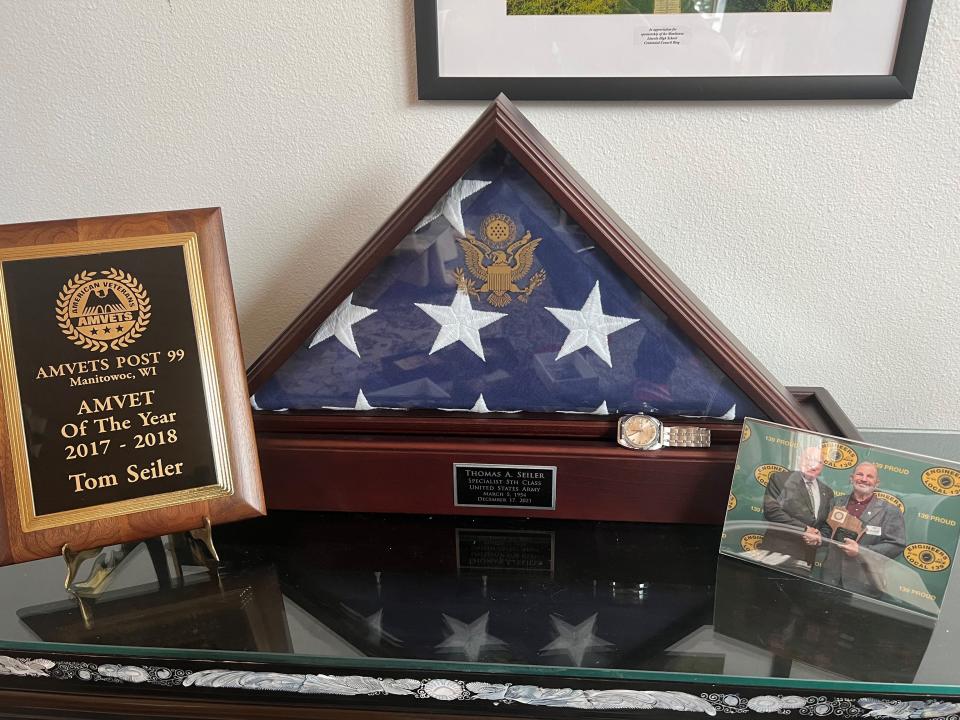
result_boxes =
[721,418,960,618]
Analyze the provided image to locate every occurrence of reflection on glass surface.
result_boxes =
[272,517,717,671]
[255,143,763,419]
[714,556,932,683]
[722,520,942,617]
[861,430,960,463]
[19,567,291,654]
[0,432,958,691]
[14,540,291,654]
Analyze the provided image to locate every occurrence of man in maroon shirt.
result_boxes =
[820,462,907,598]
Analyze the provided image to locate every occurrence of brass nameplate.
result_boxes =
[0,233,232,531]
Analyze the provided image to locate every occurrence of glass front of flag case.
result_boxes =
[254,143,760,422]
[248,96,857,523]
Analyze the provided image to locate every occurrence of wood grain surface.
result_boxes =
[253,388,857,525]
[0,208,265,566]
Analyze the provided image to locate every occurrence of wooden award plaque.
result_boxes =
[0,209,265,566]
[247,96,859,524]
[827,507,866,543]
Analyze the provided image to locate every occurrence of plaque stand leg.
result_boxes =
[63,541,151,629]
[61,545,104,591]
[188,516,219,563]
[61,516,219,593]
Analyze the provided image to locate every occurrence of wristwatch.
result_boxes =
[617,414,711,451]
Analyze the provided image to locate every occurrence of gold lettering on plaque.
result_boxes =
[0,232,234,533]
[57,268,151,352]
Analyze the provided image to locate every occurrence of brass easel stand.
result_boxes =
[61,516,220,623]
[61,545,106,591]
[187,516,219,563]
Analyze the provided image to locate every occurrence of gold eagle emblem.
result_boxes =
[454,214,546,308]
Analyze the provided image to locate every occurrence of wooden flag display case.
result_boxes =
[248,96,858,524]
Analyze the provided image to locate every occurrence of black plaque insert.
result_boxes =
[1,242,220,520]
[453,463,556,510]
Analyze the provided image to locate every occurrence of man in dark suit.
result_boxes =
[761,445,835,573]
[820,462,907,598]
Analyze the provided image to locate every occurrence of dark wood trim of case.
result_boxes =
[249,388,857,524]
[414,0,932,101]
[789,386,861,441]
[256,434,740,523]
[246,96,812,430]
[250,388,855,443]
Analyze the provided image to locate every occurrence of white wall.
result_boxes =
[1,1,956,431]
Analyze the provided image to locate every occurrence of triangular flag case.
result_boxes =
[248,96,857,523]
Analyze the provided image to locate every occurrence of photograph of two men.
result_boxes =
[721,419,960,618]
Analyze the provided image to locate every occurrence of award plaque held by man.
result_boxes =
[827,507,866,544]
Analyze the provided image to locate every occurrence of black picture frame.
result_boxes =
[414,0,932,101]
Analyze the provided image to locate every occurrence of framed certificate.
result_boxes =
[0,209,264,566]
[415,0,932,100]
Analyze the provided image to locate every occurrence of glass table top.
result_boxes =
[0,429,957,695]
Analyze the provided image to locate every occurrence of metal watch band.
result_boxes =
[661,426,711,448]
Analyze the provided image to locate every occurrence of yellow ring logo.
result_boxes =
[741,424,752,443]
[874,491,905,514]
[904,543,951,572]
[740,534,763,552]
[754,464,787,488]
[728,493,737,511]
[821,441,858,470]
[922,468,960,496]
[57,269,151,353]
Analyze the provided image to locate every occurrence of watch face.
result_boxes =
[621,415,659,449]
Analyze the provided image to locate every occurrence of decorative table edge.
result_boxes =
[0,651,954,718]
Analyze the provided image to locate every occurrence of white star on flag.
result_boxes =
[435,612,506,663]
[416,290,505,361]
[545,282,638,367]
[414,178,491,236]
[250,395,286,412]
[539,613,613,667]
[322,389,408,412]
[558,401,609,415]
[323,388,376,410]
[679,404,736,420]
[308,293,377,357]
[437,394,520,414]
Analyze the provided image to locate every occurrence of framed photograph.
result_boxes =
[721,419,960,618]
[415,0,932,100]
